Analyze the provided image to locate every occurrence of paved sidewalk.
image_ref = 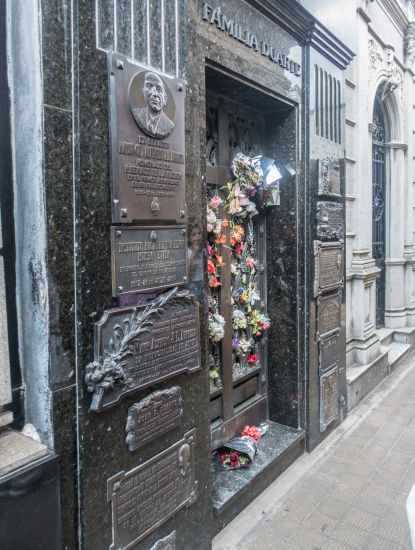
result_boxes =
[214,353,415,550]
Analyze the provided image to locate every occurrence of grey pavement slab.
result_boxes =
[214,351,415,550]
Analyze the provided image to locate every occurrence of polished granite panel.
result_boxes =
[116,0,132,57]
[41,0,72,111]
[149,0,163,70]
[43,106,75,389]
[164,0,177,75]
[133,0,148,64]
[52,385,77,550]
[97,0,114,50]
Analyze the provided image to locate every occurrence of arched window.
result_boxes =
[372,96,386,327]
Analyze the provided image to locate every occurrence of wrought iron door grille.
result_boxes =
[372,100,386,327]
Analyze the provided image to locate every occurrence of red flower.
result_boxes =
[207,259,216,274]
[241,425,261,442]
[247,354,258,365]
[209,276,221,288]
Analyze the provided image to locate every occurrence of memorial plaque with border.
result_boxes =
[314,241,343,297]
[318,157,341,197]
[317,290,341,339]
[316,201,344,241]
[107,430,197,550]
[111,225,187,296]
[125,387,183,452]
[85,288,200,412]
[320,366,339,432]
[109,53,186,224]
[319,333,339,373]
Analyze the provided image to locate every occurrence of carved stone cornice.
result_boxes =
[378,0,411,32]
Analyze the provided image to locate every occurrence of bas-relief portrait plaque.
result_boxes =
[111,226,187,296]
[317,290,342,339]
[125,387,183,452]
[316,202,344,241]
[85,288,200,412]
[109,54,186,223]
[320,366,338,432]
[107,430,196,550]
[318,158,341,197]
[314,241,343,297]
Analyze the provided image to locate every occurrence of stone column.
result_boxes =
[385,143,407,328]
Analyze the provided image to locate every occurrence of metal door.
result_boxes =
[372,99,386,328]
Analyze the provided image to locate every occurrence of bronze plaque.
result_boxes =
[319,333,339,373]
[316,202,344,241]
[318,291,341,339]
[107,430,197,549]
[318,158,341,196]
[109,53,186,223]
[314,241,343,296]
[85,288,200,411]
[111,226,187,296]
[125,387,183,452]
[320,367,338,432]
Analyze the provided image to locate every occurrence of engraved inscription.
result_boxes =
[109,54,186,223]
[320,367,338,432]
[318,291,341,338]
[149,531,176,550]
[126,387,183,452]
[316,202,344,241]
[107,430,197,549]
[314,241,343,296]
[319,333,339,373]
[85,288,200,411]
[318,158,341,196]
[111,226,187,295]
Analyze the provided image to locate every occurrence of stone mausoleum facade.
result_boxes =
[7,1,415,550]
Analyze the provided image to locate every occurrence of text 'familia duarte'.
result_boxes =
[202,3,301,77]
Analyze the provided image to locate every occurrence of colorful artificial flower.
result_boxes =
[209,276,221,288]
[232,309,247,330]
[209,312,225,342]
[209,195,222,209]
[207,259,216,274]
[247,353,258,365]
[245,257,255,269]
[241,425,262,442]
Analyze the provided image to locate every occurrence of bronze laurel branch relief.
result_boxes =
[85,287,200,411]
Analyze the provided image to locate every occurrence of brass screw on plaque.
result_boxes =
[177,83,183,92]
[180,209,185,218]
[150,231,157,242]
[183,276,188,282]
[181,228,186,235]
[118,286,123,292]
[116,230,122,238]
[120,208,128,218]
[117,59,124,70]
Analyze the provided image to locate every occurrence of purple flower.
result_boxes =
[232,337,240,350]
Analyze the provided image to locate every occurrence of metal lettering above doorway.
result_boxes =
[201,3,301,76]
[108,53,186,224]
[84,288,200,411]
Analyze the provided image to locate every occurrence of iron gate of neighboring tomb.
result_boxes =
[372,97,386,328]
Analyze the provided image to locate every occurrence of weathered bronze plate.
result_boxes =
[85,288,200,411]
[320,366,338,432]
[107,430,197,549]
[108,53,186,223]
[317,290,341,339]
[125,387,183,452]
[318,157,341,196]
[314,241,343,297]
[319,333,339,373]
[316,202,344,241]
[111,225,187,296]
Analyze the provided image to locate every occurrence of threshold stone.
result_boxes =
[0,430,48,477]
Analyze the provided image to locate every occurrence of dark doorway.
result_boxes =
[372,96,386,328]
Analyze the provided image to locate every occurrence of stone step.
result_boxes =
[347,350,389,411]
[393,326,415,346]
[388,341,410,368]
[377,328,394,347]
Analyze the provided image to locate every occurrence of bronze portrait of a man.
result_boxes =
[131,71,175,139]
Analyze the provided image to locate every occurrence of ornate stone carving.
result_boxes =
[405,22,415,68]
[368,39,383,70]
